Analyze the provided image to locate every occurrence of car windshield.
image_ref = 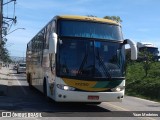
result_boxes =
[19,64,26,67]
[57,38,125,79]
[58,20,123,40]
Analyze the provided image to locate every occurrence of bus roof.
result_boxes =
[56,15,120,25]
[137,42,157,48]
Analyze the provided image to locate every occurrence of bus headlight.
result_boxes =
[111,86,125,92]
[57,84,75,91]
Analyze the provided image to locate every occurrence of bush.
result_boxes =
[125,62,160,102]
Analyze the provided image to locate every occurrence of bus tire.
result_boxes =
[43,78,51,102]
[28,74,33,89]
[27,73,30,83]
[43,78,53,102]
[43,78,49,98]
[43,78,47,96]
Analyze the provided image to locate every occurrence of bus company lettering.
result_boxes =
[75,82,89,86]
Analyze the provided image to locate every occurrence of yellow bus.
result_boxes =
[26,15,137,103]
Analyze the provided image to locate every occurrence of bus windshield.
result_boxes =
[58,20,123,40]
[139,47,159,55]
[57,38,125,79]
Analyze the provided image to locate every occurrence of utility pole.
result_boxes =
[0,0,3,45]
[0,0,16,45]
[0,0,3,62]
[0,0,17,62]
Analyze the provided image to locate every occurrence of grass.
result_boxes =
[125,61,160,102]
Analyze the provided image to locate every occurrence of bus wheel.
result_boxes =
[43,79,47,96]
[27,73,30,83]
[43,79,51,102]
[28,74,33,89]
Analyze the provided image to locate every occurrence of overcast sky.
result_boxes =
[4,0,160,57]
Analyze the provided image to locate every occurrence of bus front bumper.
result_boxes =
[54,89,124,102]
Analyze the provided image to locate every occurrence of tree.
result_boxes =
[103,16,122,23]
[138,49,154,77]
[0,38,12,63]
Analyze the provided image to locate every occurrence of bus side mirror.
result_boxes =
[49,33,57,54]
[124,39,137,60]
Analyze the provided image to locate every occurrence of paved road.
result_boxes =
[0,67,160,120]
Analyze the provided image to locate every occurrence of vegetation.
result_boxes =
[103,15,159,102]
[138,49,155,77]
[103,16,122,23]
[126,61,160,102]
[0,39,12,63]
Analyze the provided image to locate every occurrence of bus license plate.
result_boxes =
[88,96,99,100]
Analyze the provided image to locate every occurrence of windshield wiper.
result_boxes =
[77,52,88,76]
[96,50,112,80]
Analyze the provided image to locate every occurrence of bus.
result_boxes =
[26,15,137,103]
[137,42,159,61]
